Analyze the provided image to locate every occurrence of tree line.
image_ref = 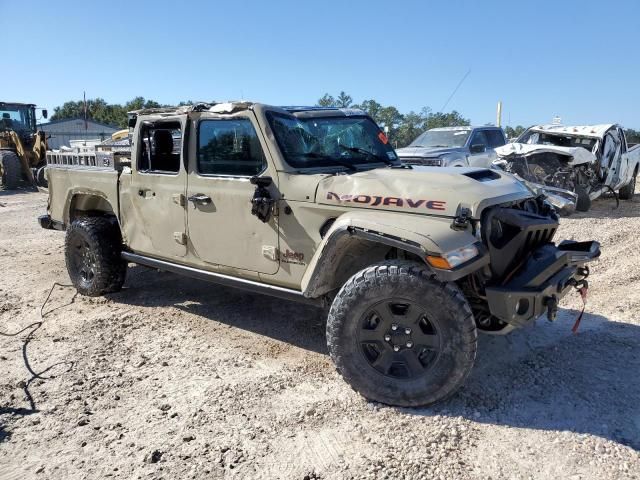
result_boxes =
[316,91,470,147]
[49,97,190,130]
[49,94,640,148]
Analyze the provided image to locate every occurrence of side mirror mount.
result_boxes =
[470,143,486,154]
[42,109,48,119]
[127,114,137,128]
[250,176,273,188]
[250,176,274,223]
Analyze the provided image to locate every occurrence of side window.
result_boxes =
[485,129,506,148]
[138,123,182,174]
[197,118,266,176]
[469,130,489,150]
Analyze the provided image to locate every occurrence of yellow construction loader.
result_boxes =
[0,102,48,189]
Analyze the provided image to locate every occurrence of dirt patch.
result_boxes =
[0,191,639,479]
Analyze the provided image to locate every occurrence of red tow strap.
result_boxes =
[571,287,589,334]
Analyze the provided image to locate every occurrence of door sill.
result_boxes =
[121,251,322,306]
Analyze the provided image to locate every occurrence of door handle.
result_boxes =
[188,193,212,205]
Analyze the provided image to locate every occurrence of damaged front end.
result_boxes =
[493,157,579,215]
[459,196,600,333]
[493,144,598,215]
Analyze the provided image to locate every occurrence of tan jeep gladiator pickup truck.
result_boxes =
[39,102,600,406]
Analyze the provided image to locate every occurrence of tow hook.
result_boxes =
[544,295,558,321]
[577,266,590,279]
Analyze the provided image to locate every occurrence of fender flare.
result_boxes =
[300,212,486,298]
[65,190,118,225]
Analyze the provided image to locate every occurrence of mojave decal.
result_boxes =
[326,192,446,211]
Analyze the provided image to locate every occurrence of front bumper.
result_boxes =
[485,240,600,327]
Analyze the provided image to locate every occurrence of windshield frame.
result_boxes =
[409,128,472,148]
[266,111,401,172]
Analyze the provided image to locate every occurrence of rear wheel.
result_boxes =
[326,261,477,407]
[0,151,22,189]
[575,185,592,212]
[619,167,637,200]
[65,217,127,296]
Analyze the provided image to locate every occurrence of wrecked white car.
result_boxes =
[493,124,639,212]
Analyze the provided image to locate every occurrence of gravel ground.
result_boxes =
[0,190,639,480]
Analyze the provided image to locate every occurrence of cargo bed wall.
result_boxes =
[47,167,120,225]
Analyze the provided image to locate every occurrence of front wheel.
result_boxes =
[575,185,592,212]
[0,151,22,189]
[326,261,477,407]
[65,217,127,296]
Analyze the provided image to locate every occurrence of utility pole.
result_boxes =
[496,101,502,127]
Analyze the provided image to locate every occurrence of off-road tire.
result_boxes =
[65,217,127,296]
[0,151,22,189]
[619,167,637,200]
[575,186,592,212]
[326,261,477,407]
[36,165,48,188]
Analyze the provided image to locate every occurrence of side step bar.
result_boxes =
[121,251,322,307]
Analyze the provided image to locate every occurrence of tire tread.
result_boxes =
[0,151,22,189]
[65,216,126,296]
[326,260,477,407]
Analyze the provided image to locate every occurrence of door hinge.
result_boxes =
[172,193,185,206]
[174,232,187,245]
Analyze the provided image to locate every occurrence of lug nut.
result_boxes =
[391,324,398,331]
[393,345,400,352]
[406,341,413,348]
[405,328,411,335]
[384,334,391,342]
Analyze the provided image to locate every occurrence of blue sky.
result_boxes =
[2,0,639,128]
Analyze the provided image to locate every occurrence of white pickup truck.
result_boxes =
[494,124,639,212]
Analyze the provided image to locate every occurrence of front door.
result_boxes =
[186,114,279,274]
[126,118,187,259]
[467,130,492,167]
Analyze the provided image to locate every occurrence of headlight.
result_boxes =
[422,157,442,167]
[426,243,480,269]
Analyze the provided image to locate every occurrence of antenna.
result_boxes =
[440,69,471,112]
[83,91,88,131]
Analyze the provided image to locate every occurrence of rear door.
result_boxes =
[125,118,188,259]
[186,112,279,274]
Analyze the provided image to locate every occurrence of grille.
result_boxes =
[401,157,442,166]
[482,206,559,279]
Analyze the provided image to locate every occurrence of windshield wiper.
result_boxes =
[338,145,395,166]
[299,152,359,172]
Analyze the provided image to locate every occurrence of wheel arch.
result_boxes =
[301,213,441,298]
[441,153,468,167]
[65,191,119,225]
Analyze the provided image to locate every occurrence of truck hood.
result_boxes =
[316,167,533,218]
[396,146,466,158]
[495,143,597,166]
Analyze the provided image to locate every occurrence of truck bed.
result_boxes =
[45,150,125,225]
